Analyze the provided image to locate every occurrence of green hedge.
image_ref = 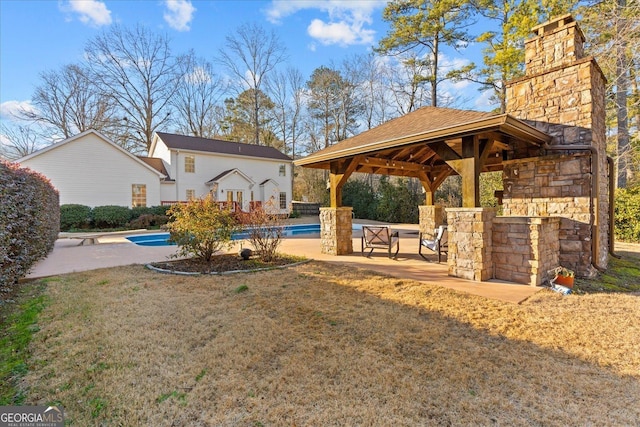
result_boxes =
[60,204,92,230]
[615,185,640,243]
[59,204,170,231]
[1,161,59,292]
[92,205,131,228]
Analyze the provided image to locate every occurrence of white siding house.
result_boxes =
[149,132,293,214]
[17,130,164,208]
[17,130,293,214]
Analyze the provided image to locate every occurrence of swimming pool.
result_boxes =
[126,224,364,247]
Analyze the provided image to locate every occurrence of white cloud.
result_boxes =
[474,89,496,111]
[60,0,112,27]
[185,66,211,85]
[163,0,196,32]
[0,100,36,120]
[265,0,383,23]
[308,19,375,46]
[265,0,384,47]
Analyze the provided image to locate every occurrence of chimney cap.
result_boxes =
[531,14,575,36]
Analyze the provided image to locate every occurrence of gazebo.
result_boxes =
[295,15,611,286]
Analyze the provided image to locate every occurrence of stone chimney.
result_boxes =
[504,15,609,276]
[506,14,606,145]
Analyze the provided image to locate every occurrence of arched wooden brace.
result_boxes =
[417,168,454,205]
[328,156,362,207]
[430,137,492,207]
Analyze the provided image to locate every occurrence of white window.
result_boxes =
[279,192,287,209]
[279,164,286,176]
[185,155,195,173]
[132,184,147,207]
[186,189,195,200]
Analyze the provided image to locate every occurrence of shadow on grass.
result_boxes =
[11,264,640,425]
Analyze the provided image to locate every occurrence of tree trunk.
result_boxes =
[432,34,439,107]
[616,0,630,188]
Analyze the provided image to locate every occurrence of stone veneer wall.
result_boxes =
[446,208,496,281]
[502,154,593,276]
[319,207,353,255]
[504,15,608,276]
[418,205,444,238]
[493,217,560,286]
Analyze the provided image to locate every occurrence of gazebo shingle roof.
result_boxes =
[295,106,550,168]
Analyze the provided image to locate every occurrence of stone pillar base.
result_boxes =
[446,208,496,281]
[319,207,353,255]
[419,205,444,238]
[493,216,560,286]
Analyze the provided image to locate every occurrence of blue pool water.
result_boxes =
[126,224,362,247]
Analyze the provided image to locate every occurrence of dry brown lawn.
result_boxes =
[24,262,640,426]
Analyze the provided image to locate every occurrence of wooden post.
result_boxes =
[460,135,480,208]
[431,137,491,208]
[328,157,360,208]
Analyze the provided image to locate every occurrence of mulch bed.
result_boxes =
[149,253,304,274]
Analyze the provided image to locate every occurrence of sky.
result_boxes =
[0,0,489,126]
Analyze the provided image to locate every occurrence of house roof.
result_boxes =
[154,132,292,162]
[17,129,166,178]
[137,157,172,180]
[295,106,551,170]
[260,178,278,186]
[205,168,255,185]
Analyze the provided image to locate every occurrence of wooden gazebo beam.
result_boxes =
[417,168,454,205]
[329,156,362,207]
[430,136,493,207]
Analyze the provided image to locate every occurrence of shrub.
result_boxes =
[128,214,168,229]
[130,206,153,220]
[288,209,301,219]
[1,161,59,291]
[615,185,640,243]
[60,204,92,231]
[165,196,240,262]
[92,205,131,229]
[342,179,378,219]
[375,176,421,223]
[128,205,169,229]
[150,205,171,216]
[239,200,286,263]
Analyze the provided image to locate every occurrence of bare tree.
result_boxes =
[18,63,117,141]
[266,66,306,192]
[0,123,43,160]
[217,22,287,145]
[345,53,393,130]
[582,0,640,187]
[173,51,228,138]
[385,53,431,115]
[84,24,180,153]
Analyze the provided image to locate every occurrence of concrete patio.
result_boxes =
[26,220,542,304]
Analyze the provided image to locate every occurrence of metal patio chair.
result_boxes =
[361,225,400,259]
[419,225,448,263]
